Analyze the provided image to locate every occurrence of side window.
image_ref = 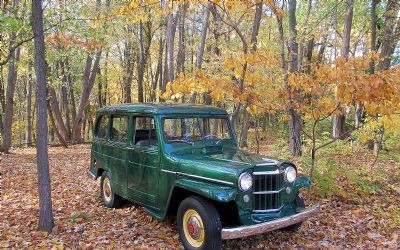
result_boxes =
[134,116,158,147]
[111,116,129,143]
[95,115,109,138]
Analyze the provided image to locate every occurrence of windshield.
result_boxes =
[163,117,233,143]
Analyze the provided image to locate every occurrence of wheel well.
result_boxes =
[97,168,105,178]
[167,187,240,227]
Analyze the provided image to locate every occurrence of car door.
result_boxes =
[127,115,159,207]
[105,114,130,197]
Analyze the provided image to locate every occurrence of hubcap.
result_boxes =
[183,209,204,247]
[103,177,112,202]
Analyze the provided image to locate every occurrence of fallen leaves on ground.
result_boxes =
[0,145,399,249]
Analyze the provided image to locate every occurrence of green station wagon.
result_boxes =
[87,103,319,249]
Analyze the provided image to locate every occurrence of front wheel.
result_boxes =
[177,196,222,250]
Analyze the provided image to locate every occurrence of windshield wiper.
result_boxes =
[168,140,194,146]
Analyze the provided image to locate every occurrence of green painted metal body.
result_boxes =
[89,103,311,226]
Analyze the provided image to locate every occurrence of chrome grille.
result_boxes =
[253,170,284,212]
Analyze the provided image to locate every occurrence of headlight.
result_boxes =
[284,166,297,183]
[238,173,253,191]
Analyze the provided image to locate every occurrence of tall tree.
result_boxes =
[332,0,354,139]
[71,0,109,142]
[1,0,21,153]
[189,3,211,103]
[239,0,263,147]
[287,0,302,156]
[32,0,54,232]
[165,12,177,87]
[26,62,33,146]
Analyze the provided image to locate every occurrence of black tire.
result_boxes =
[177,196,222,250]
[282,195,305,231]
[100,171,122,208]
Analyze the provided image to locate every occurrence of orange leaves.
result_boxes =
[289,55,400,122]
[46,32,105,52]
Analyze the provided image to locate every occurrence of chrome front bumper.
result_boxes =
[221,204,320,240]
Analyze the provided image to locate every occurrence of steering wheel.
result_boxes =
[204,134,218,140]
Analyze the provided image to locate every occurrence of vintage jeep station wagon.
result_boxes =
[88,104,319,249]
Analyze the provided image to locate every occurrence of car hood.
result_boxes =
[172,147,284,186]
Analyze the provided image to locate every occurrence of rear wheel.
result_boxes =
[177,196,222,250]
[100,171,122,208]
[282,195,305,231]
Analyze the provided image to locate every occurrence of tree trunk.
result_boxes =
[32,0,54,232]
[152,35,163,102]
[239,1,263,147]
[369,0,378,74]
[65,59,76,122]
[1,47,20,153]
[332,0,354,139]
[287,0,302,156]
[176,4,188,75]
[26,65,33,146]
[47,100,68,148]
[72,52,101,142]
[137,19,151,103]
[103,49,109,105]
[71,0,108,142]
[378,0,400,71]
[0,0,22,152]
[123,37,134,103]
[0,65,5,134]
[165,12,177,85]
[48,86,69,141]
[372,0,400,158]
[189,3,211,103]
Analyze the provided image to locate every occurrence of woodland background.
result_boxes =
[0,0,400,248]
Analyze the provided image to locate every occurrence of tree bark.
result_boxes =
[332,0,354,139]
[32,0,54,232]
[287,0,302,156]
[71,0,108,142]
[239,0,263,148]
[48,86,69,141]
[153,35,163,102]
[165,12,177,85]
[137,20,152,103]
[26,63,33,146]
[65,59,76,122]
[190,4,211,103]
[47,99,68,148]
[1,47,20,153]
[176,3,188,75]
[123,35,134,103]
[137,21,145,103]
[378,0,400,71]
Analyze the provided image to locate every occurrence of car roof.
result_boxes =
[97,103,228,115]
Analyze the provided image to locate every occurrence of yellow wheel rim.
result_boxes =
[183,209,205,248]
[103,177,112,202]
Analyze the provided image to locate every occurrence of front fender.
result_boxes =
[174,178,237,202]
[292,174,311,194]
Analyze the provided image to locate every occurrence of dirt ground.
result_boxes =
[0,144,398,249]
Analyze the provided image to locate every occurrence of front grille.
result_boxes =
[253,171,284,212]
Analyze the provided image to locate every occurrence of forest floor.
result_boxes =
[0,143,399,249]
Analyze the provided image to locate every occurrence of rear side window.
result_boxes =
[134,116,158,147]
[95,115,109,138]
[111,116,129,143]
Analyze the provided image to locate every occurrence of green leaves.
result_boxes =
[70,211,92,224]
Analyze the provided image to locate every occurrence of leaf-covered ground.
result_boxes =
[0,144,399,249]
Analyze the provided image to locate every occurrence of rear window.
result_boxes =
[111,116,129,143]
[95,115,109,138]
